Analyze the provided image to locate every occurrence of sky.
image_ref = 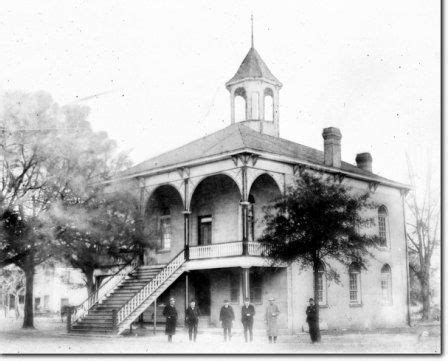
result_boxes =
[0,0,441,190]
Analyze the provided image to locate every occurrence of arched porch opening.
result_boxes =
[248,173,282,242]
[190,174,242,246]
[144,184,184,264]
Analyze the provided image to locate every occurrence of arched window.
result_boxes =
[317,261,327,305]
[264,88,274,121]
[381,264,392,304]
[378,206,389,247]
[348,263,361,304]
[234,87,246,122]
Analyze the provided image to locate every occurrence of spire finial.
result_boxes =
[251,14,254,48]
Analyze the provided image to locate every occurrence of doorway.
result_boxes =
[191,271,211,316]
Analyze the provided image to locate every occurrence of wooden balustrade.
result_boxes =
[188,241,266,259]
[189,241,243,259]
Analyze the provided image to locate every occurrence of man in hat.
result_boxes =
[306,298,319,343]
[265,297,280,343]
[185,299,200,342]
[163,297,178,342]
[241,297,255,342]
[219,299,235,341]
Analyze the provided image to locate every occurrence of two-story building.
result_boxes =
[70,37,410,335]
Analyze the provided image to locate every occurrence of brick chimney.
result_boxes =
[355,152,373,172]
[322,127,342,168]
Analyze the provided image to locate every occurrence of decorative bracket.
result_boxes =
[333,172,345,184]
[400,188,410,197]
[368,181,380,192]
[293,164,309,177]
[231,155,239,167]
[231,152,259,167]
[176,167,190,179]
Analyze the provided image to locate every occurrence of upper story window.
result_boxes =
[317,261,327,306]
[378,206,389,247]
[349,263,362,305]
[198,216,212,245]
[381,264,392,305]
[159,215,171,250]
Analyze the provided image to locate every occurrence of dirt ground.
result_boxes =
[0,317,441,354]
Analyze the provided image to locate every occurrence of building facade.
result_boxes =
[72,38,410,335]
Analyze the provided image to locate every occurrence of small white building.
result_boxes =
[1,263,87,318]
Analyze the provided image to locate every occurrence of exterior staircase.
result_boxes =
[70,251,185,335]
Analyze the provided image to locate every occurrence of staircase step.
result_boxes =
[71,325,115,332]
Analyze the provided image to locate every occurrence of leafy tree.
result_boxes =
[0,90,132,327]
[0,91,77,328]
[258,172,382,342]
[53,187,144,293]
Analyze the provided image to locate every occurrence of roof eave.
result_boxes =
[110,148,410,191]
[225,77,283,89]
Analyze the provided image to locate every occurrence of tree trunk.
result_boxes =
[421,269,431,321]
[312,260,321,342]
[14,294,20,319]
[22,261,35,329]
[84,269,95,294]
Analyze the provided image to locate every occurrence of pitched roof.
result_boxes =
[226,47,282,87]
[119,123,406,188]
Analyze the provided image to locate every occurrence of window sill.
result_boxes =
[156,249,171,254]
[319,303,329,309]
[349,303,363,308]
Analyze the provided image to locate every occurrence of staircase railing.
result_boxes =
[71,257,140,325]
[116,250,185,326]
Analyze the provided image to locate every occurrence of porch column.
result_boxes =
[241,164,249,255]
[242,267,250,300]
[183,211,191,261]
[138,179,146,264]
[185,272,190,309]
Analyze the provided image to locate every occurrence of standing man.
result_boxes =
[219,299,235,342]
[163,297,178,342]
[306,298,319,343]
[185,299,200,342]
[265,297,280,343]
[241,297,255,342]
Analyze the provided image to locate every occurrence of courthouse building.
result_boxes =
[70,37,410,335]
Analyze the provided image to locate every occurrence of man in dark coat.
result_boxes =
[219,299,235,341]
[163,297,178,342]
[185,299,200,342]
[306,298,318,343]
[241,297,255,342]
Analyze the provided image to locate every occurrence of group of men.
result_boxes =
[162,297,318,343]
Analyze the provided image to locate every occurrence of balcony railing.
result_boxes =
[247,241,267,256]
[189,241,242,259]
[188,241,267,260]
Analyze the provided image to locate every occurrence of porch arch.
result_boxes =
[248,173,283,242]
[248,172,283,198]
[189,173,242,246]
[143,184,184,258]
[187,172,242,210]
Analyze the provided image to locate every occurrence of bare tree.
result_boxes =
[406,154,440,321]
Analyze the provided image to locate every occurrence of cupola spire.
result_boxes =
[225,18,282,137]
[251,14,254,48]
